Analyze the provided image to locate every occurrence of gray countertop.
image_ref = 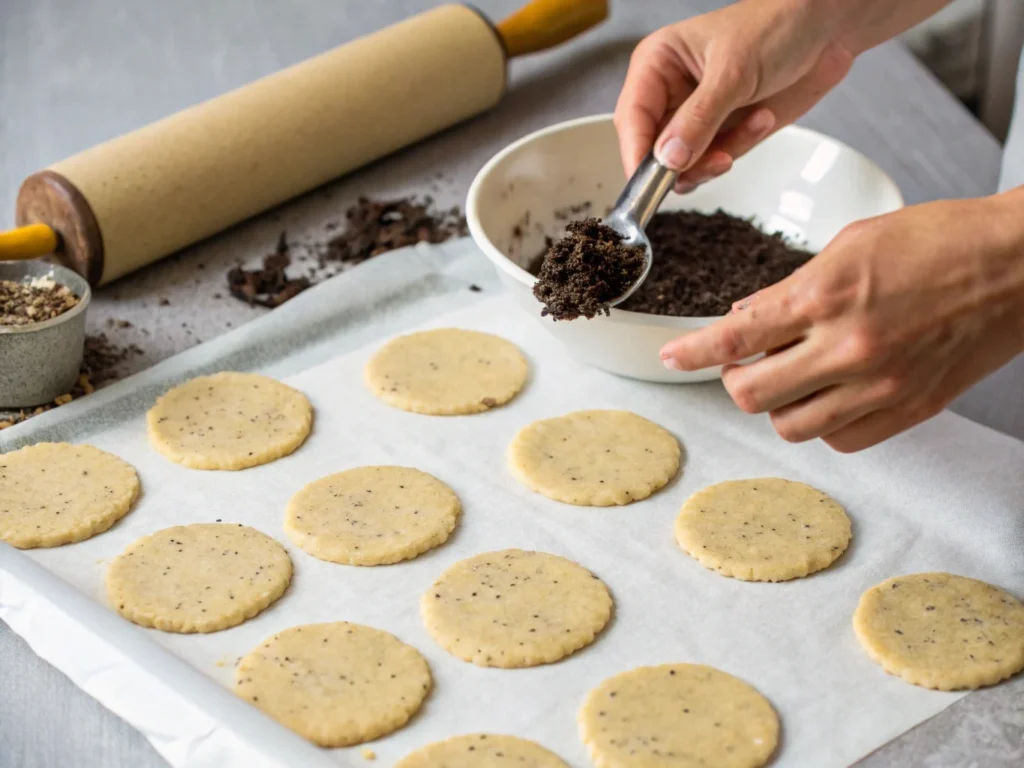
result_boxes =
[1,1,1020,766]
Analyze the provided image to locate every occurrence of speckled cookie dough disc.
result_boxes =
[364,328,528,415]
[674,478,851,582]
[146,372,312,470]
[422,549,612,668]
[285,466,460,566]
[106,523,292,633]
[853,572,1024,690]
[0,443,139,549]
[396,734,570,767]
[578,664,779,768]
[235,622,432,747]
[507,410,680,506]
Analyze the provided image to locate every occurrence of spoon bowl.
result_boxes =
[602,151,677,307]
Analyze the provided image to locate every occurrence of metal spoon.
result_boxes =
[602,151,679,307]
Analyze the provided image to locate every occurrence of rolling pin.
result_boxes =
[0,0,607,286]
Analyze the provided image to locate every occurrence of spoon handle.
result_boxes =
[610,151,679,229]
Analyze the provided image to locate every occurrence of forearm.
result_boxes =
[805,0,954,55]
[986,185,1024,347]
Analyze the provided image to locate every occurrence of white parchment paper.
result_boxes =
[2,240,1022,768]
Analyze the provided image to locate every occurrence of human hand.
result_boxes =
[659,190,1024,452]
[614,0,854,191]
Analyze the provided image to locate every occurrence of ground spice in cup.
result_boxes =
[531,218,647,321]
[0,278,80,327]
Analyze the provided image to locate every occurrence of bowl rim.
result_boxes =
[466,113,905,326]
[0,261,92,335]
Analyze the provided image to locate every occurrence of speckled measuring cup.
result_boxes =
[0,260,90,408]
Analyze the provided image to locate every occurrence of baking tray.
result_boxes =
[2,240,1022,767]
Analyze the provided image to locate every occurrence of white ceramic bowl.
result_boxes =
[466,114,904,382]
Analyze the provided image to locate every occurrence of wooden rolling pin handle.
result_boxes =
[12,171,105,286]
[497,0,608,58]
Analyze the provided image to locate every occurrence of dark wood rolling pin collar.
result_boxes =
[15,170,105,287]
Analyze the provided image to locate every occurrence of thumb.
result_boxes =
[655,62,749,171]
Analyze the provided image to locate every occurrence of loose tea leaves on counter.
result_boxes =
[227,232,310,309]
[0,278,80,327]
[528,209,812,318]
[225,196,468,308]
[531,218,647,321]
[319,195,468,266]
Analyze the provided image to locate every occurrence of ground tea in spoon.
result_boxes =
[532,218,647,321]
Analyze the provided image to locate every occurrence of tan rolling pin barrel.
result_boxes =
[0,0,607,286]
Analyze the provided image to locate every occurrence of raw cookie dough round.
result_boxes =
[579,664,779,768]
[853,572,1024,690]
[422,549,612,668]
[0,443,139,549]
[396,734,569,768]
[508,410,679,506]
[235,622,431,747]
[147,372,312,470]
[106,523,292,633]
[364,328,528,415]
[285,466,460,566]
[675,478,851,582]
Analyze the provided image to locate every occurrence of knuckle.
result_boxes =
[824,434,860,454]
[726,379,761,414]
[714,325,749,360]
[873,372,909,403]
[770,413,808,443]
[835,218,873,245]
[842,330,883,368]
[710,54,754,95]
[911,395,946,422]
[790,280,842,321]
[684,95,719,130]
[630,33,664,65]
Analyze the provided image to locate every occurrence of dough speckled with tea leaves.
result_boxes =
[854,572,1024,690]
[0,443,139,548]
[285,466,460,565]
[508,410,679,506]
[106,523,292,633]
[422,549,612,668]
[396,734,569,767]
[364,328,527,415]
[578,663,779,768]
[235,622,431,746]
[147,372,312,470]
[675,478,851,581]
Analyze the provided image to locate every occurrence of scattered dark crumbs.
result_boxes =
[0,279,80,327]
[318,195,467,266]
[528,209,812,317]
[225,196,467,309]
[532,218,646,321]
[227,231,310,308]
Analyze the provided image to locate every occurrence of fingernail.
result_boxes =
[747,109,775,137]
[662,355,682,371]
[655,137,692,171]
[674,181,697,195]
